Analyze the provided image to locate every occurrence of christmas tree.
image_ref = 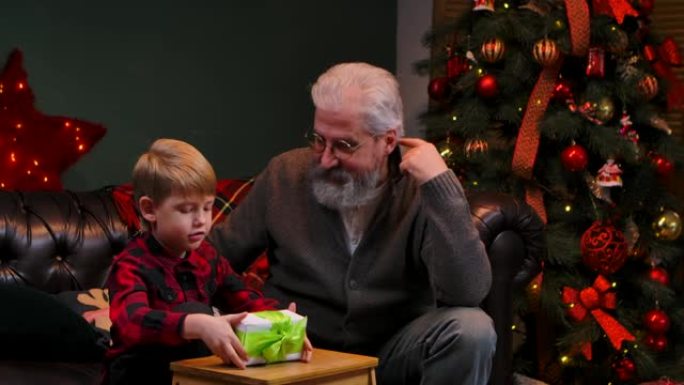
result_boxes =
[418,0,684,383]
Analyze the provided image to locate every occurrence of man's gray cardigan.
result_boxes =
[211,148,491,355]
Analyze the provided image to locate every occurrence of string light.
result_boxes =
[0,49,105,191]
[564,204,572,212]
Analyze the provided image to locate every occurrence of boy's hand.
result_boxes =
[183,312,249,369]
[288,302,314,362]
[398,137,449,185]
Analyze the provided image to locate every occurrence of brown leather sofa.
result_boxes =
[0,186,544,385]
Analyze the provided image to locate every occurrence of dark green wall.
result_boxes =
[0,1,396,190]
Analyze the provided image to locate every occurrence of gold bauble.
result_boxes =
[607,28,629,54]
[638,74,659,100]
[595,97,615,123]
[653,210,682,241]
[464,138,489,158]
[481,38,505,63]
[532,38,560,66]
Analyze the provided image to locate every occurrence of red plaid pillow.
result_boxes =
[110,179,269,289]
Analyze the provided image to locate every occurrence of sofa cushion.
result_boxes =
[54,288,112,349]
[0,285,105,361]
[111,179,255,233]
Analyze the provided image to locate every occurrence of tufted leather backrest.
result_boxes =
[0,189,129,293]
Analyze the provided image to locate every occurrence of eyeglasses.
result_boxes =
[305,131,376,159]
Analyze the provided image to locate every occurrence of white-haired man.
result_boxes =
[211,62,495,385]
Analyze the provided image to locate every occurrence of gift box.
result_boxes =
[235,309,307,366]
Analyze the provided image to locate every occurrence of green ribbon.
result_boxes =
[236,311,306,363]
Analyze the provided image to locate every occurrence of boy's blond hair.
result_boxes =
[132,138,216,202]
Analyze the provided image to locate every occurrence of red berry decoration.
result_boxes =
[553,78,573,101]
[581,221,628,275]
[476,74,499,99]
[532,38,560,66]
[560,144,589,172]
[612,357,636,382]
[644,309,671,334]
[651,153,674,177]
[428,77,451,101]
[644,333,669,352]
[647,266,670,285]
[481,38,505,63]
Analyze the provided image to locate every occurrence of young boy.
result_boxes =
[104,139,311,385]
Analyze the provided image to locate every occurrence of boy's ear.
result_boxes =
[138,196,157,223]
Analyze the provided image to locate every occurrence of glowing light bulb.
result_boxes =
[511,324,517,330]
[33,160,38,166]
[65,121,71,127]
[26,169,31,175]
[564,204,572,212]
[43,176,48,183]
[15,123,21,129]
[78,144,85,151]
[10,152,16,162]
[17,82,24,89]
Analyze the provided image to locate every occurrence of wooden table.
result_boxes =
[171,348,378,385]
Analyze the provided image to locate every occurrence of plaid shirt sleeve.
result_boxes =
[107,251,188,349]
[212,249,278,313]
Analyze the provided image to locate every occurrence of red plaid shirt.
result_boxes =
[106,233,277,359]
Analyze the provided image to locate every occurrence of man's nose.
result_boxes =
[319,146,339,169]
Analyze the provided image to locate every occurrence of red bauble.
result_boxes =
[476,74,499,99]
[643,309,671,334]
[560,144,589,172]
[428,77,451,101]
[651,153,674,177]
[612,357,636,382]
[647,266,670,285]
[635,0,654,15]
[581,221,628,275]
[447,55,469,79]
[644,333,668,352]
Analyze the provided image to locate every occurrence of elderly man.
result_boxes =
[211,62,495,385]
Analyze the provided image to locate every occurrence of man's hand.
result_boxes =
[398,137,449,185]
[183,312,249,369]
[288,302,314,362]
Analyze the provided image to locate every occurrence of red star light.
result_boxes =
[0,49,106,191]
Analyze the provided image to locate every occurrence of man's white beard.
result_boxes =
[311,165,381,210]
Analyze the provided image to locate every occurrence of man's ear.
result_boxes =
[138,196,157,224]
[384,128,398,155]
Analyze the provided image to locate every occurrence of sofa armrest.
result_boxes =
[467,191,545,385]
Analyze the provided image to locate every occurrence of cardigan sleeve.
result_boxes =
[418,170,492,306]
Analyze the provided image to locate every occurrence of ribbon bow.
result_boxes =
[591,0,638,24]
[240,311,306,363]
[561,275,635,360]
[644,37,684,110]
